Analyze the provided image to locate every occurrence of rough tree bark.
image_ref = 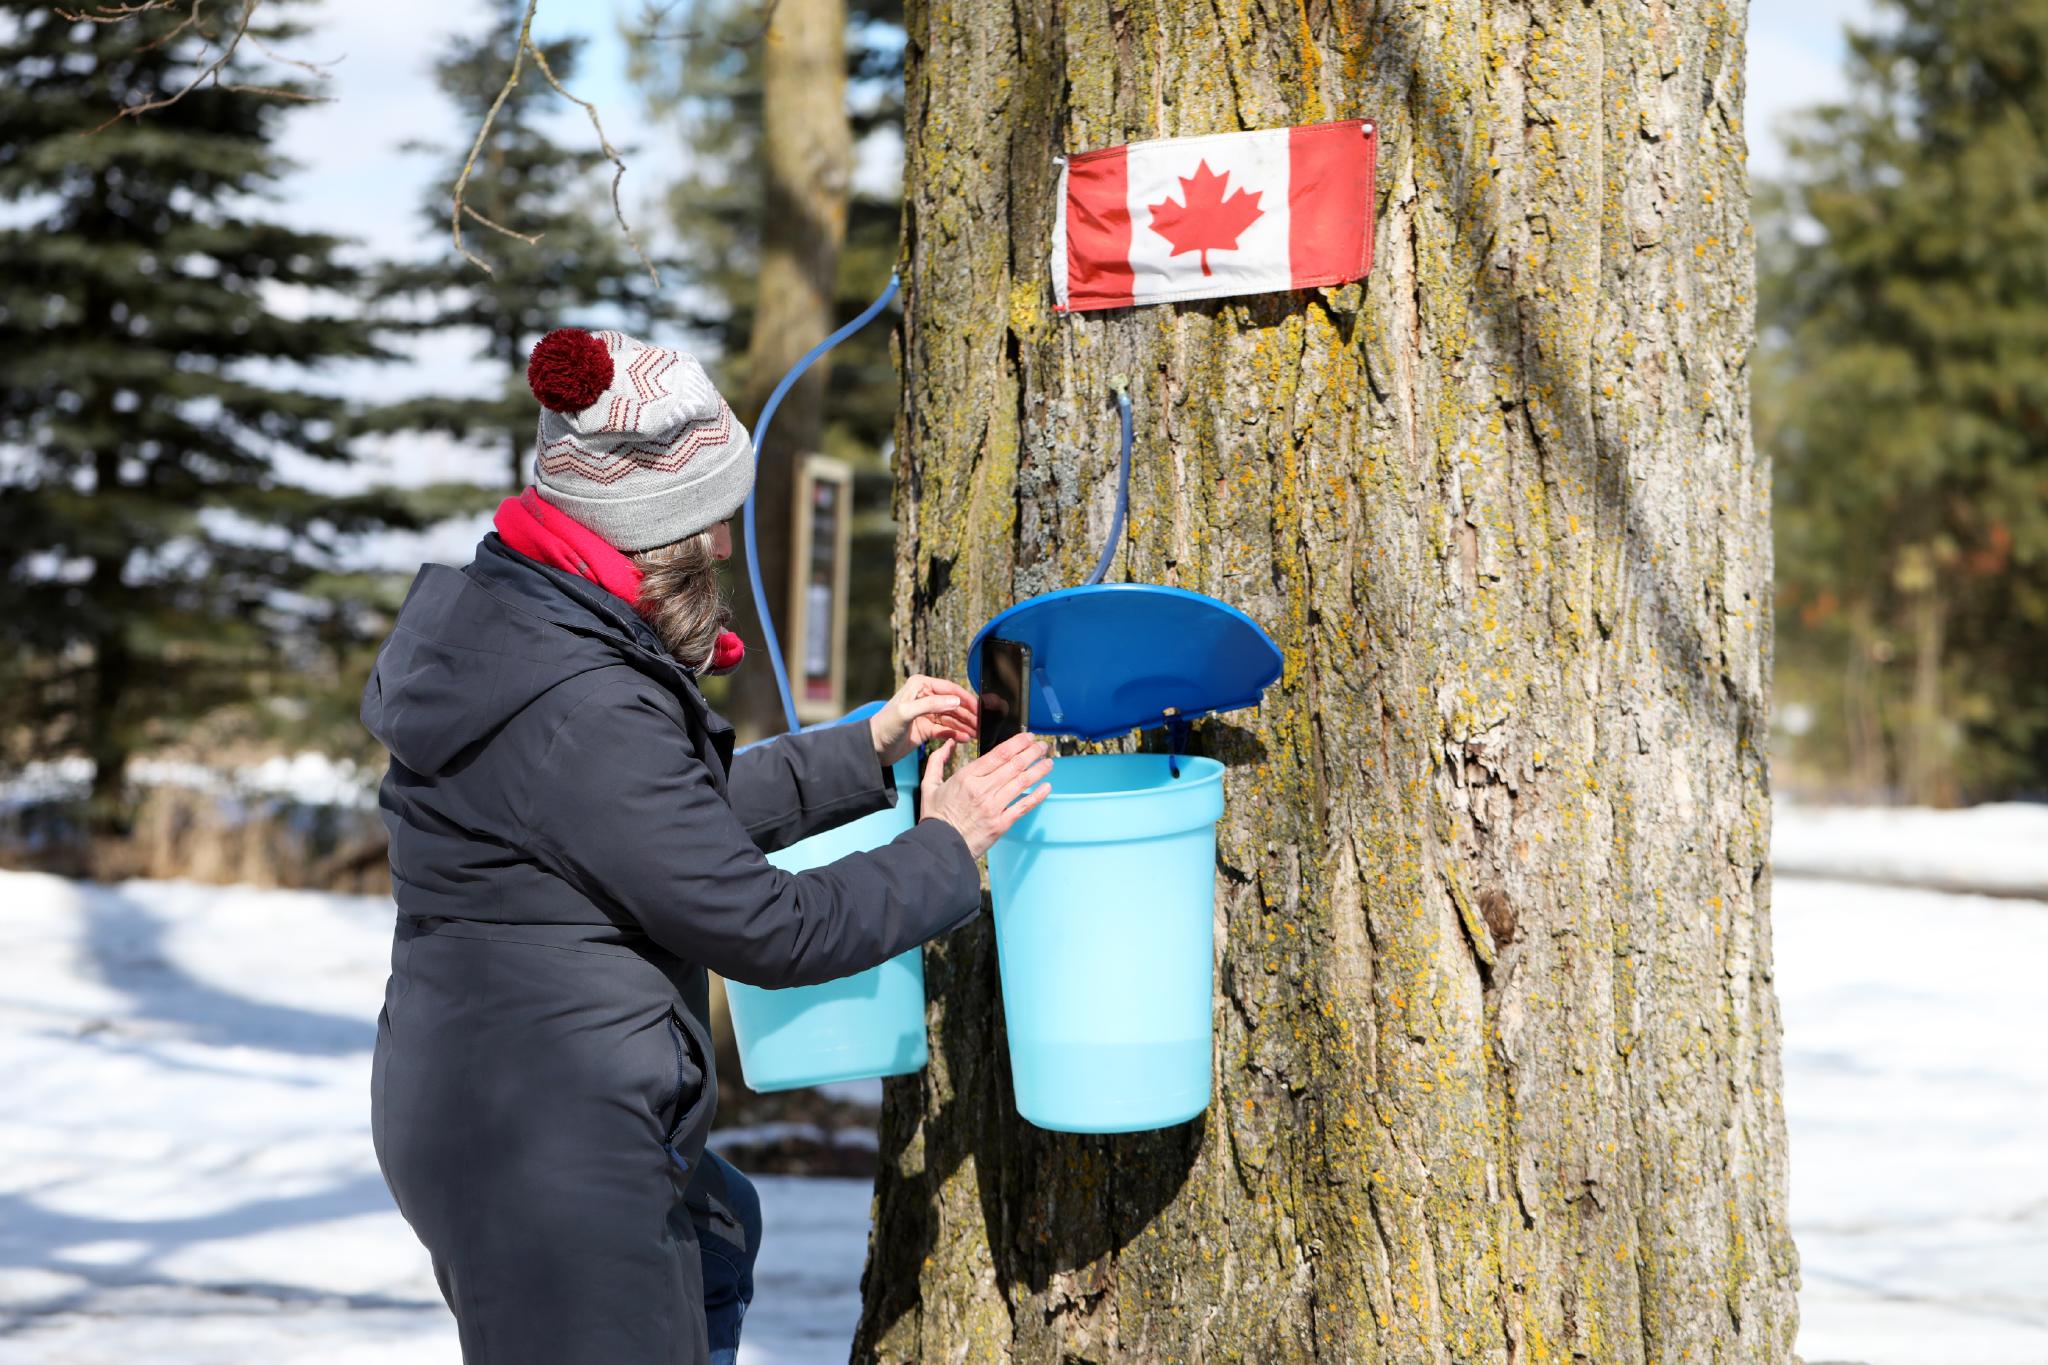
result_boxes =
[727,0,855,740]
[861,2,1796,1362]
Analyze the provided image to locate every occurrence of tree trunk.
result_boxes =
[1844,602,1887,799]
[862,3,1797,1362]
[84,608,129,835]
[85,339,130,837]
[1900,586,1949,804]
[726,0,855,741]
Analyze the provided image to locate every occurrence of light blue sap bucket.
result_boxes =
[723,722,928,1092]
[986,751,1227,1133]
[968,584,1280,1133]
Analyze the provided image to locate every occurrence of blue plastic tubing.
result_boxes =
[742,273,903,736]
[1083,386,1134,586]
[744,275,1137,728]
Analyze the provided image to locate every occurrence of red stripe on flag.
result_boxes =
[1064,144,1134,312]
[1288,120,1377,290]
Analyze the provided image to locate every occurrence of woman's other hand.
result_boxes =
[918,735,1054,858]
[870,675,979,768]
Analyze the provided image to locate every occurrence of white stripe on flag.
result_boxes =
[1051,159,1071,312]
[1124,127,1292,306]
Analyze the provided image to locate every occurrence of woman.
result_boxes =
[361,327,1050,1365]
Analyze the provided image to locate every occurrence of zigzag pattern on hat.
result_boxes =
[604,394,641,432]
[537,404,736,486]
[627,347,675,401]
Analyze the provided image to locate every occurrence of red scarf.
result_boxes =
[494,488,745,674]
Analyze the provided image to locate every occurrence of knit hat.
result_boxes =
[524,327,755,553]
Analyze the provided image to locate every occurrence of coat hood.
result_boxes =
[361,534,695,776]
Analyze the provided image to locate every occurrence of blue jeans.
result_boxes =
[686,1151,762,1365]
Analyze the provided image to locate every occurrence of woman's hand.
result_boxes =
[870,675,979,768]
[918,734,1054,858]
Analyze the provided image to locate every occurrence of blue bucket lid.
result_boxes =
[965,583,1282,742]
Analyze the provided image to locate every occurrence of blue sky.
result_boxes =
[251,0,1876,556]
[1747,0,1875,176]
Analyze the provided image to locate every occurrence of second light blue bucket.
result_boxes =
[987,752,1226,1133]
[724,743,929,1092]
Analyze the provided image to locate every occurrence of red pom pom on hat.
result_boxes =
[527,328,614,414]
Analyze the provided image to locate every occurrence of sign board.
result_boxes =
[787,454,853,724]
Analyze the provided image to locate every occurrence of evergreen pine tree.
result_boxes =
[375,0,675,494]
[0,2,407,828]
[1763,0,2048,800]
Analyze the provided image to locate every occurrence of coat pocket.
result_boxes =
[660,1007,715,1170]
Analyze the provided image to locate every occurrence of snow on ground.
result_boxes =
[0,873,864,1364]
[1776,799,2048,898]
[2,808,2047,1363]
[0,753,379,815]
[1777,878,2048,1364]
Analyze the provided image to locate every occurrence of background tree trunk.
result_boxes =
[1900,585,1950,805]
[861,2,1797,1361]
[726,0,855,741]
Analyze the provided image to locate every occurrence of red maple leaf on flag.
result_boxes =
[1147,160,1265,276]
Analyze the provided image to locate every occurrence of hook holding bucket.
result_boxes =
[1165,710,1191,778]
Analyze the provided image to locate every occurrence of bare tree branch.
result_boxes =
[447,0,661,282]
[129,0,202,54]
[526,38,659,285]
[58,0,656,281]
[63,0,330,136]
[462,202,543,247]
[82,0,255,134]
[447,0,539,276]
[213,80,324,101]
[245,28,341,81]
[54,1,180,21]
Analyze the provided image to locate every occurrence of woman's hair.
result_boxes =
[632,530,730,671]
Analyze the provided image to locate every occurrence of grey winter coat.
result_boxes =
[360,534,980,1365]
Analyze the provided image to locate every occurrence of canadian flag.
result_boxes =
[1053,119,1378,314]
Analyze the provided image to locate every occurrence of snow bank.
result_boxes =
[0,752,380,814]
[1775,799,2048,898]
